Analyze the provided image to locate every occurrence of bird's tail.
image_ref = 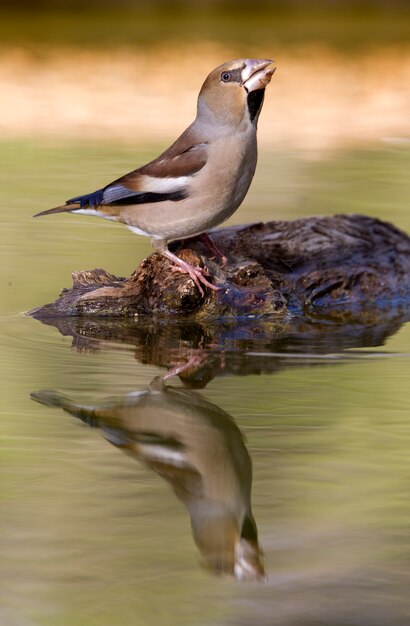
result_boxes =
[33,203,80,218]
[31,389,98,425]
[31,389,73,410]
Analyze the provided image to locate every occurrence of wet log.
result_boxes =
[29,214,410,322]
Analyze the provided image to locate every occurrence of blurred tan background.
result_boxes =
[1,0,409,150]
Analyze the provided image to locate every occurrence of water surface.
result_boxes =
[1,140,410,625]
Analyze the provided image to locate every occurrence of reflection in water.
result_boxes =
[31,371,264,581]
[34,313,410,385]
[28,311,410,606]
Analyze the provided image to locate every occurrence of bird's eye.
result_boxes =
[221,72,232,82]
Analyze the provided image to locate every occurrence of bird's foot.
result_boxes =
[170,262,219,297]
[199,233,228,267]
[154,243,220,296]
[162,353,208,381]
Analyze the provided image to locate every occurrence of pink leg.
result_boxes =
[199,233,228,267]
[152,239,220,296]
[162,353,207,381]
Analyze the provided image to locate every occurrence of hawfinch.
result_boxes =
[35,58,275,294]
[32,373,264,580]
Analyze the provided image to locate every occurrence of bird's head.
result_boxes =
[192,512,265,581]
[197,58,275,130]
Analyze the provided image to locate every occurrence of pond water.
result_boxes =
[1,140,410,625]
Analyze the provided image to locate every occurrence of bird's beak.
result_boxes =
[241,59,276,92]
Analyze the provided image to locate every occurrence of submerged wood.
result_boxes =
[29,214,410,322]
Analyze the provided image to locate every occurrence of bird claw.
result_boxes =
[160,245,220,296]
[171,264,209,277]
[170,264,220,296]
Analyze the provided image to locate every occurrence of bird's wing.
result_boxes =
[33,135,209,217]
[71,139,208,209]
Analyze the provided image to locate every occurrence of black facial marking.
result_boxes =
[241,515,258,542]
[247,89,265,122]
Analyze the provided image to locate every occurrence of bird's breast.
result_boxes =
[122,130,258,241]
[189,131,258,219]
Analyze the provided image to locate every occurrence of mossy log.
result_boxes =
[29,214,410,322]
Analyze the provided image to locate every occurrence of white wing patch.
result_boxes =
[136,444,187,466]
[141,175,190,194]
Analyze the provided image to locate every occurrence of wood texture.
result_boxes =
[29,214,410,323]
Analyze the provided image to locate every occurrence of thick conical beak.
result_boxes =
[242,59,276,92]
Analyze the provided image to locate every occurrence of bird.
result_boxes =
[31,370,264,580]
[34,58,275,295]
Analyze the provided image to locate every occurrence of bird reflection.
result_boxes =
[31,370,264,581]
